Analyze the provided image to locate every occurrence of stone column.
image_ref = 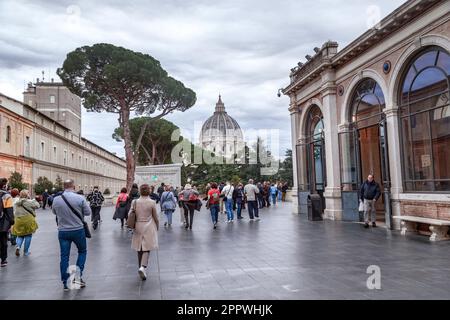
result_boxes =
[384,105,402,230]
[321,70,342,220]
[289,100,300,214]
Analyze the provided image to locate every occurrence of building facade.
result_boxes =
[0,81,126,194]
[283,0,449,229]
[199,95,244,158]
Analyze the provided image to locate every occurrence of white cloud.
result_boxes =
[0,0,406,158]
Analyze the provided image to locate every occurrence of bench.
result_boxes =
[393,216,450,242]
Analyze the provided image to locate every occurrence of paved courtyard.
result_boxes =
[0,201,449,300]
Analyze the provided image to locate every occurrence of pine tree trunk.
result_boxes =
[120,106,135,191]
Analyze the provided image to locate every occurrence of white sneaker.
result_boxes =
[138,266,147,280]
[255,217,261,221]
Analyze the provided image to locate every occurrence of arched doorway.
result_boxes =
[296,105,326,214]
[339,78,390,223]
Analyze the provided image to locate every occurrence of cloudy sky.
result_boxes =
[0,0,405,158]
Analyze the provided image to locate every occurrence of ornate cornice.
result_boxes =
[282,0,443,96]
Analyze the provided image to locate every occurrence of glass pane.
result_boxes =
[401,117,413,183]
[352,79,385,127]
[401,67,416,105]
[296,144,309,191]
[411,112,433,189]
[431,105,450,183]
[414,50,438,71]
[339,132,358,186]
[410,68,447,103]
[314,144,324,190]
[436,181,450,191]
[436,50,450,74]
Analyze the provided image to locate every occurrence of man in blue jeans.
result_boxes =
[52,179,91,291]
[244,179,260,221]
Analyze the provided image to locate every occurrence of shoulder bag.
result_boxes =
[126,200,137,229]
[61,194,91,239]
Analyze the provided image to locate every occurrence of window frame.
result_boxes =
[398,46,450,193]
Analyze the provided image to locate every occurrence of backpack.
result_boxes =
[211,190,220,202]
[0,191,9,219]
[188,192,198,201]
[0,193,4,219]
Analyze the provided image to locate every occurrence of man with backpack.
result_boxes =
[0,178,15,267]
[207,183,221,229]
[86,186,105,230]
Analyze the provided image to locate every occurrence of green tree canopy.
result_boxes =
[113,117,180,165]
[8,172,28,191]
[34,177,53,195]
[57,43,196,190]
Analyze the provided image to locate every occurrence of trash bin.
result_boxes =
[307,194,323,221]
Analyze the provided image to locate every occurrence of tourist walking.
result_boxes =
[221,181,235,223]
[9,188,19,246]
[114,188,129,228]
[52,179,91,291]
[12,190,39,257]
[360,174,381,228]
[86,186,104,230]
[127,184,159,281]
[207,183,221,229]
[257,182,264,209]
[129,183,140,202]
[180,184,199,230]
[160,185,177,227]
[234,183,245,219]
[244,179,260,221]
[149,185,160,203]
[218,182,225,214]
[42,189,49,210]
[277,183,283,202]
[0,178,14,267]
[157,183,165,200]
[270,183,278,205]
[263,182,270,207]
[281,182,289,202]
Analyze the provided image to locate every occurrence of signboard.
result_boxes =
[421,154,431,168]
[134,164,182,188]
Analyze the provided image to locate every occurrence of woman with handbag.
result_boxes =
[12,190,40,257]
[113,187,129,228]
[180,184,199,230]
[127,184,159,281]
[160,185,177,227]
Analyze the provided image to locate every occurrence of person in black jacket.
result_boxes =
[87,186,105,230]
[360,174,381,228]
[0,178,15,267]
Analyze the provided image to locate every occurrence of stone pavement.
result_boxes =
[0,201,449,300]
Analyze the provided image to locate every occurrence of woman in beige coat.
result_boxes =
[128,184,159,280]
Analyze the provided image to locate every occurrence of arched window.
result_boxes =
[350,78,385,128]
[6,125,11,143]
[399,47,450,191]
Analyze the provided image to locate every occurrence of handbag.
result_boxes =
[126,200,137,229]
[61,194,91,239]
[358,200,364,212]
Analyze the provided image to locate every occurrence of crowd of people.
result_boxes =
[0,176,289,290]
